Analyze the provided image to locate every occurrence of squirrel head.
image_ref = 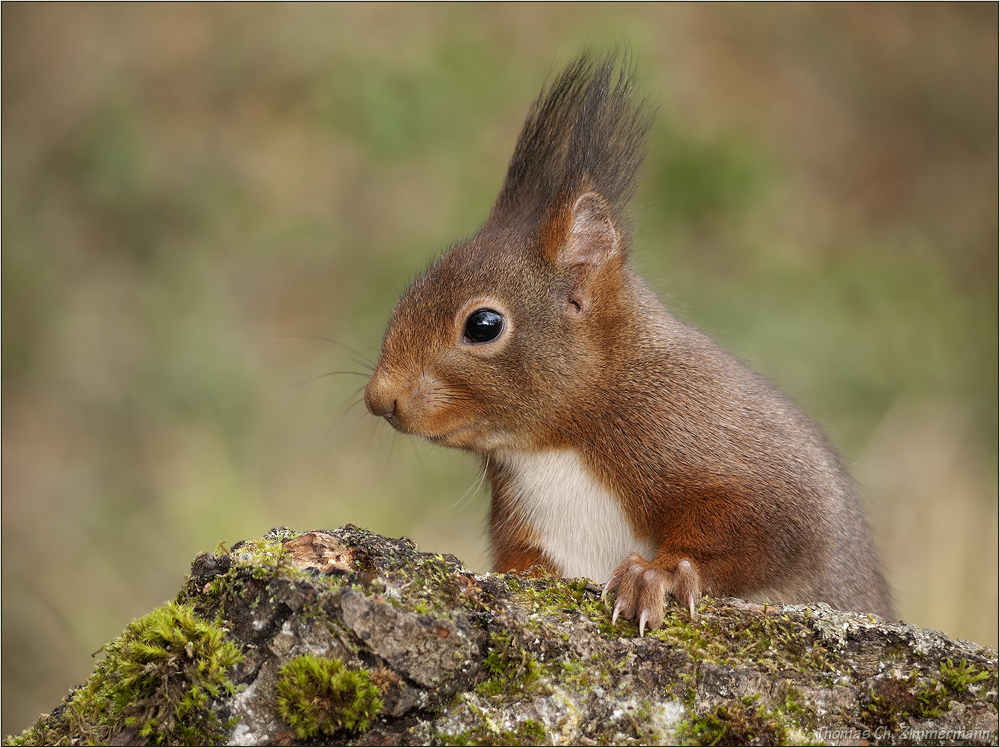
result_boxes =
[365,52,652,456]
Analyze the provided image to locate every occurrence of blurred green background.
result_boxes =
[2,4,996,735]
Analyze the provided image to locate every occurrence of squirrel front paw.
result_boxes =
[602,552,701,635]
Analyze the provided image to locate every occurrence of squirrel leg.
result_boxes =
[603,552,701,635]
[492,537,558,577]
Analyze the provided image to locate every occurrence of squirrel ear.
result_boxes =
[557,192,619,268]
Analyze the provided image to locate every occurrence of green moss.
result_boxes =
[388,553,481,620]
[504,564,840,683]
[477,578,843,742]
[645,604,838,681]
[514,719,547,744]
[652,608,730,662]
[862,670,927,735]
[882,642,910,661]
[911,658,992,720]
[505,575,623,637]
[229,536,296,581]
[6,602,242,746]
[476,632,544,698]
[939,657,991,693]
[181,532,353,623]
[228,530,352,591]
[276,654,382,739]
[861,658,993,734]
[864,678,910,730]
[775,685,818,737]
[679,696,789,746]
[675,683,819,745]
[512,578,842,681]
[435,716,548,746]
[915,681,950,719]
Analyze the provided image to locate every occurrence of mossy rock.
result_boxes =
[7,601,241,746]
[6,526,998,746]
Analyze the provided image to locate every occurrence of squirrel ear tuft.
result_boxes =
[560,192,619,267]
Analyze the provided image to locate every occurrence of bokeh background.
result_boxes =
[3,4,997,735]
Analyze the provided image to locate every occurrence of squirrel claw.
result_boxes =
[612,598,623,625]
[605,552,702,634]
[602,575,619,603]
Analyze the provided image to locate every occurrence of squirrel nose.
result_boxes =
[364,375,397,420]
[376,400,396,420]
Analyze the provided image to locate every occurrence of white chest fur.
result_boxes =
[501,449,658,582]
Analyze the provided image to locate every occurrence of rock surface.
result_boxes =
[6,526,998,746]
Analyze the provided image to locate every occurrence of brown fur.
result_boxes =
[365,52,894,627]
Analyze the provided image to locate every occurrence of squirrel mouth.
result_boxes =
[425,422,476,446]
[427,428,465,444]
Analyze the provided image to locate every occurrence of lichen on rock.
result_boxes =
[5,526,998,746]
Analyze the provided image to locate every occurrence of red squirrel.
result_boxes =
[364,52,893,633]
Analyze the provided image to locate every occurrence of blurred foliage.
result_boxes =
[2,3,996,736]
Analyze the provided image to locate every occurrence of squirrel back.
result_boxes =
[365,52,893,628]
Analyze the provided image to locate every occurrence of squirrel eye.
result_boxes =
[463,308,505,344]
